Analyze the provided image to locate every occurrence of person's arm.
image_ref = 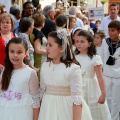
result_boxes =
[94,63,106,104]
[99,19,104,31]
[29,70,40,120]
[33,108,40,120]
[34,38,47,54]
[69,65,84,120]
[73,104,82,120]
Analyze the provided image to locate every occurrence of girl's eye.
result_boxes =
[49,43,52,47]
[81,41,85,43]
[18,51,22,54]
[76,40,79,43]
[10,50,14,53]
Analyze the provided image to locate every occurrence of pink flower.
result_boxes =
[4,90,22,100]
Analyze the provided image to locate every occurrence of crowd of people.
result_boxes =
[0,0,120,120]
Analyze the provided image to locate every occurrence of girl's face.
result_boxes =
[75,36,91,54]
[72,30,80,43]
[94,34,102,46]
[83,19,87,25]
[70,18,76,29]
[9,43,27,69]
[46,37,63,62]
[0,17,12,33]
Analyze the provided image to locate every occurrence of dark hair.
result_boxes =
[95,20,101,24]
[108,20,120,30]
[32,0,39,8]
[23,1,33,9]
[71,29,81,44]
[19,17,34,33]
[109,3,119,9]
[10,5,20,16]
[69,16,76,28]
[48,31,80,67]
[56,14,67,27]
[1,38,28,91]
[95,31,106,39]
[75,30,96,59]
[22,1,34,17]
[32,13,45,27]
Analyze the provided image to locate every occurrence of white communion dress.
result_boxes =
[75,54,111,120]
[0,66,40,120]
[38,61,93,120]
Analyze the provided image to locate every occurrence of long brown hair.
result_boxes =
[1,38,28,91]
[48,31,80,67]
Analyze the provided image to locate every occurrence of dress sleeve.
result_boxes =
[92,55,103,66]
[68,65,84,105]
[39,67,46,101]
[29,70,40,108]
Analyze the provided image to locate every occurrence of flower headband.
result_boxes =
[57,28,73,59]
[57,28,69,43]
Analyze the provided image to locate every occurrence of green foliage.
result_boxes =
[101,0,106,5]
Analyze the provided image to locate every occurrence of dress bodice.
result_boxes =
[75,54,102,78]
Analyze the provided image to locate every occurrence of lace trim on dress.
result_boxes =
[72,96,84,105]
[32,94,40,108]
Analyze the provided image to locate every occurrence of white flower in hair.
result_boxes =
[57,28,69,42]
[57,28,73,60]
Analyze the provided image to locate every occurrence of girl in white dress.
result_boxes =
[71,27,83,53]
[75,30,111,120]
[0,38,40,120]
[94,31,106,60]
[38,29,93,120]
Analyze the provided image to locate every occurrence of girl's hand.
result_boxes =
[34,67,40,73]
[98,93,106,104]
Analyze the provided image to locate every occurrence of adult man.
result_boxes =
[99,3,120,38]
[41,5,56,38]
[10,5,20,28]
[68,6,84,28]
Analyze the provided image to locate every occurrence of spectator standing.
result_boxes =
[10,5,21,34]
[41,5,56,38]
[99,4,120,38]
[22,1,34,18]
[69,6,84,29]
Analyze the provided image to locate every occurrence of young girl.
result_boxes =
[75,30,111,120]
[94,31,106,60]
[0,38,40,120]
[68,15,76,33]
[71,27,83,53]
[38,29,93,120]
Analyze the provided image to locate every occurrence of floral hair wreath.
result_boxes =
[57,28,70,43]
[57,28,73,59]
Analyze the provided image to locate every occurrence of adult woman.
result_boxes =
[0,13,15,71]
[30,13,47,80]
[22,1,34,18]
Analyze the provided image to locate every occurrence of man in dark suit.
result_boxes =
[41,5,56,38]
